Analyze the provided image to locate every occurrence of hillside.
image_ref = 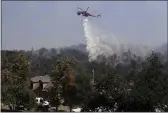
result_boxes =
[1,44,168,112]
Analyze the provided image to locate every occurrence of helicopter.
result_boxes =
[77,7,101,18]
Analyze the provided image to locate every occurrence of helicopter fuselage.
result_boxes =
[77,11,94,17]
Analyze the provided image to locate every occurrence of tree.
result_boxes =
[95,73,129,111]
[82,52,168,112]
[126,52,168,111]
[2,46,168,111]
[1,53,36,111]
[49,69,62,111]
[48,86,61,111]
[82,93,110,112]
[75,68,93,106]
[49,57,77,111]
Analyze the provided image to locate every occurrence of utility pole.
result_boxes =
[92,69,95,85]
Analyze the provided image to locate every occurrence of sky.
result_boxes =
[2,1,167,50]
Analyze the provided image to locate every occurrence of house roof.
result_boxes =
[42,82,53,91]
[33,83,39,90]
[42,83,48,91]
[44,82,53,89]
[31,75,51,83]
[31,75,53,91]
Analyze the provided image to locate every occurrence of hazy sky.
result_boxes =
[2,1,167,50]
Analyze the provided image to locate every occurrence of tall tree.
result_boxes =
[50,57,77,111]
[127,52,168,111]
[1,53,36,111]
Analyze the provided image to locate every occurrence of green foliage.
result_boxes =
[1,47,168,111]
[12,54,30,85]
[82,73,129,111]
[1,52,36,110]
[129,52,168,111]
[48,86,61,110]
[2,85,36,110]
[49,57,77,111]
[118,52,168,112]
[82,52,168,112]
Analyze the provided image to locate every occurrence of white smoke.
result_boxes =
[83,18,152,62]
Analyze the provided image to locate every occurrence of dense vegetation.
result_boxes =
[1,44,168,111]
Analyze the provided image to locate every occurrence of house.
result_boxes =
[30,75,53,100]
